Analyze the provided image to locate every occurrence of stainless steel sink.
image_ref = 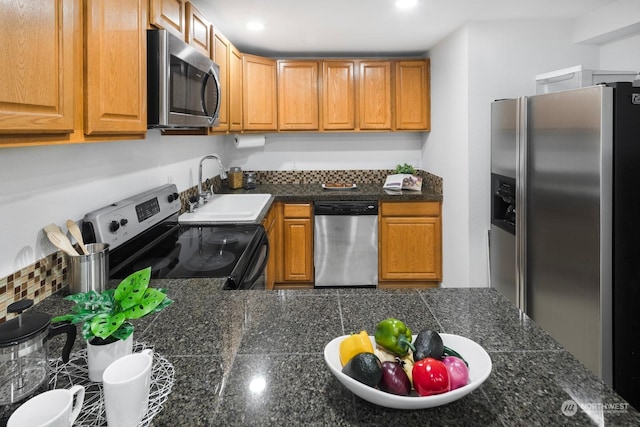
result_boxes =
[178,194,272,223]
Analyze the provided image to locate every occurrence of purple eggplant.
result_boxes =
[379,361,411,396]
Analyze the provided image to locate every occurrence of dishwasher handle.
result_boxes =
[314,201,378,215]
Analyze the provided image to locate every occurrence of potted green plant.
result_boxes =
[394,163,416,175]
[53,267,173,381]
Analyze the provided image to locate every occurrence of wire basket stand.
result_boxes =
[48,342,175,426]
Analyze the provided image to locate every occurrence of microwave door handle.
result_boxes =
[201,68,221,125]
[201,73,210,116]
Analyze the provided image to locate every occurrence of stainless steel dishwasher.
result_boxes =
[314,201,378,287]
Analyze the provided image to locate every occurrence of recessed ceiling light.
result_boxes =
[395,0,417,8]
[246,21,264,31]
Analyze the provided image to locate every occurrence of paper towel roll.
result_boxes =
[234,134,266,149]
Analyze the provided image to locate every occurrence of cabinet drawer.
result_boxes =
[380,201,440,217]
[283,203,312,218]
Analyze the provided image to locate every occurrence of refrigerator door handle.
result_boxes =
[515,96,527,312]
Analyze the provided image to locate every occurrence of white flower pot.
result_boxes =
[86,334,133,382]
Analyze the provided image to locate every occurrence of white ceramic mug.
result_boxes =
[102,349,153,427]
[8,385,85,427]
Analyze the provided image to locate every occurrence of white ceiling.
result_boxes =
[196,0,617,57]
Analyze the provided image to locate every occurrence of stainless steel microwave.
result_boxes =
[147,29,221,128]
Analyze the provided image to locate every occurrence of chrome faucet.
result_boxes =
[198,154,227,204]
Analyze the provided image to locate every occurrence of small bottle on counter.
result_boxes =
[228,167,243,189]
[244,172,256,189]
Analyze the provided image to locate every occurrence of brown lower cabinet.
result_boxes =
[273,202,314,289]
[269,199,442,289]
[378,201,442,288]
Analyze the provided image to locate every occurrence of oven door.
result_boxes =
[225,228,269,290]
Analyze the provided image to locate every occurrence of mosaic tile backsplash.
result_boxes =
[2,169,442,321]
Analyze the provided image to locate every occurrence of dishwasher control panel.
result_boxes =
[314,201,378,215]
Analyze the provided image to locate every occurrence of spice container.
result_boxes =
[228,167,243,189]
[244,172,256,189]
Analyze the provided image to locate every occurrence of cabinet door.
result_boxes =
[149,0,185,39]
[243,55,277,131]
[379,216,442,280]
[228,44,243,131]
[322,61,355,130]
[0,0,75,133]
[84,0,147,135]
[185,2,211,57]
[358,61,392,130]
[210,30,229,132]
[278,61,319,130]
[283,218,313,282]
[396,60,430,130]
[281,203,313,283]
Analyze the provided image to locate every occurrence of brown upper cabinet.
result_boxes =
[243,55,278,131]
[278,61,320,130]
[228,45,244,132]
[0,0,75,134]
[322,61,356,130]
[396,60,430,130]
[84,0,147,135]
[211,30,230,132]
[0,0,147,145]
[185,2,212,57]
[149,0,185,40]
[358,61,392,130]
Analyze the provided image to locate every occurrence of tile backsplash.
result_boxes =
[1,169,442,321]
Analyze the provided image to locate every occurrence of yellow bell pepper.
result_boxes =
[339,331,374,366]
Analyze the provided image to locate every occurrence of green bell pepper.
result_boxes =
[374,318,416,356]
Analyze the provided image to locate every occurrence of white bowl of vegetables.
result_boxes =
[324,329,492,410]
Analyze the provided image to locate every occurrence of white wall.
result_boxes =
[221,132,424,171]
[426,19,601,288]
[423,27,470,288]
[0,132,227,278]
[599,33,640,71]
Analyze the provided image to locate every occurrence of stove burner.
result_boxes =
[204,230,243,246]
[134,256,173,273]
[183,252,236,272]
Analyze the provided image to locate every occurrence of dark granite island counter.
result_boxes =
[36,283,638,426]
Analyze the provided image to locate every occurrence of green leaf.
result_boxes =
[111,322,134,341]
[123,288,167,319]
[81,321,95,341]
[114,267,151,310]
[90,313,127,339]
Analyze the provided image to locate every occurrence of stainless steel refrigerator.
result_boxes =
[490,82,640,409]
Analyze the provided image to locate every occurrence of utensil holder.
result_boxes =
[67,243,109,294]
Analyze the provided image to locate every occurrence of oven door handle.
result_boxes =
[243,236,270,288]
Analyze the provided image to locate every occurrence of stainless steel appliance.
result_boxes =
[314,201,378,287]
[147,29,221,129]
[489,82,640,409]
[82,184,268,290]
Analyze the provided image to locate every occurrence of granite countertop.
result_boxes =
[219,182,443,203]
[35,284,639,426]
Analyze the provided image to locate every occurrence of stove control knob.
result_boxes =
[120,218,128,226]
[168,192,180,203]
[109,220,120,233]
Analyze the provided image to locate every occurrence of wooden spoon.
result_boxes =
[46,229,79,256]
[66,219,89,255]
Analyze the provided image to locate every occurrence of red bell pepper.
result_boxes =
[412,357,450,396]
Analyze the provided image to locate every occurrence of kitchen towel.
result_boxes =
[234,134,266,149]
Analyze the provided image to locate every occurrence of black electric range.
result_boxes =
[81,184,269,290]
